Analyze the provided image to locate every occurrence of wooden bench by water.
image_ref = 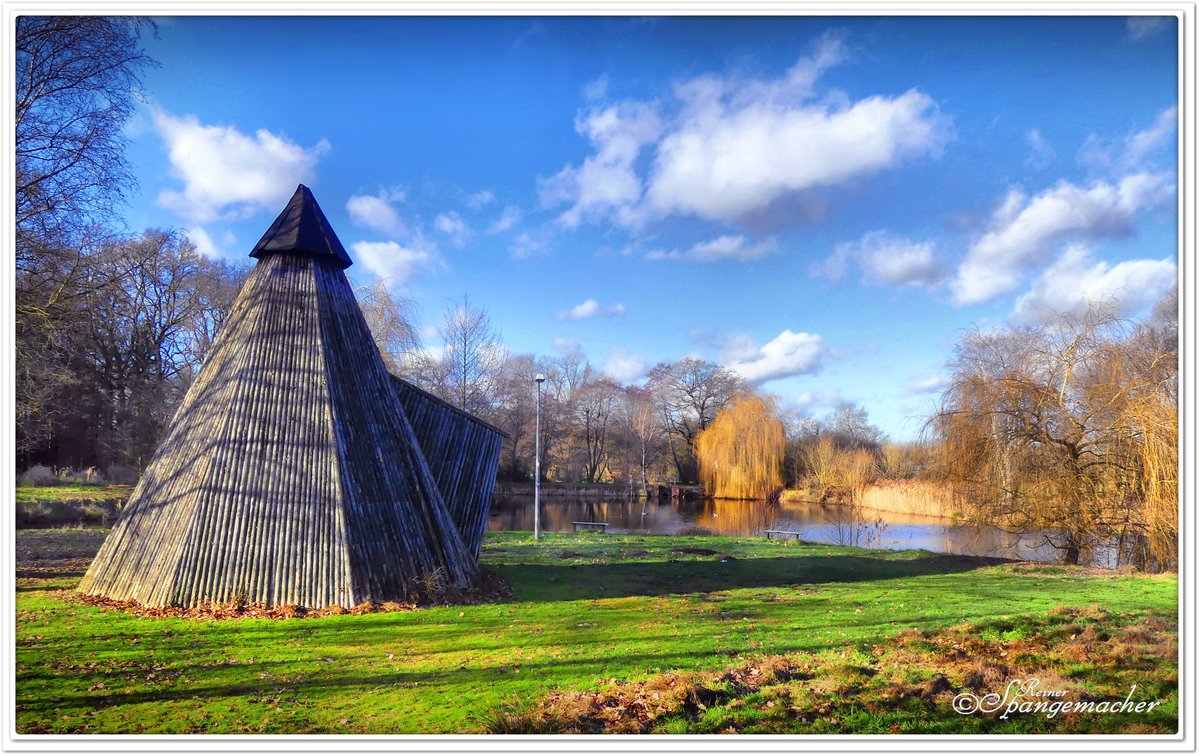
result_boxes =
[571,521,608,533]
[764,529,804,541]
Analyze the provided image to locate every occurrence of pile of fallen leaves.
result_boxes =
[68,567,511,621]
[484,605,1177,734]
[485,655,810,734]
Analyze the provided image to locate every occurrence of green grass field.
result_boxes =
[15,528,1177,734]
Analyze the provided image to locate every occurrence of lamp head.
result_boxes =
[534,373,546,384]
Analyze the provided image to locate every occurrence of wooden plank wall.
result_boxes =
[390,376,504,561]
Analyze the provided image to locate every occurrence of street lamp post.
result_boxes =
[534,372,546,541]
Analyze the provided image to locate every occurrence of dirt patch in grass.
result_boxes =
[483,605,1177,734]
[672,547,719,556]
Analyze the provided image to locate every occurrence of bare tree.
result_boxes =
[491,353,538,480]
[438,296,507,416]
[15,17,156,462]
[16,17,156,262]
[645,358,744,483]
[830,402,885,450]
[356,281,421,373]
[569,378,622,483]
[616,386,664,494]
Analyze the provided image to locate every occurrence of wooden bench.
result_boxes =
[764,529,803,541]
[571,521,608,533]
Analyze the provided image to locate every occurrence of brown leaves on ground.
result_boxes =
[484,607,1176,734]
[69,568,512,621]
[488,654,809,734]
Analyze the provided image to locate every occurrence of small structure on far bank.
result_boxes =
[78,185,500,609]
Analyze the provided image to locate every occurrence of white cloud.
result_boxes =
[951,172,1174,305]
[184,226,236,259]
[556,299,627,321]
[724,330,828,383]
[466,190,496,208]
[542,36,951,229]
[1123,106,1177,169]
[488,205,523,234]
[906,374,948,395]
[351,241,433,284]
[539,100,664,228]
[795,389,843,413]
[346,188,407,237]
[716,333,764,364]
[1025,128,1056,169]
[152,109,330,224]
[603,348,648,384]
[1011,244,1177,324]
[1127,17,1171,41]
[434,211,471,247]
[552,337,584,357]
[1079,106,1177,173]
[646,234,776,263]
[647,88,950,223]
[818,231,944,288]
[511,232,548,260]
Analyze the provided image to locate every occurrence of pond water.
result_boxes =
[487,496,1121,567]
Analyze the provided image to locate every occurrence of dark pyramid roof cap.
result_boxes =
[250,184,352,269]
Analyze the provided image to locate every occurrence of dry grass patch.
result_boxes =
[484,606,1177,734]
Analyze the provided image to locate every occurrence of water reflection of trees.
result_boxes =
[487,496,1121,566]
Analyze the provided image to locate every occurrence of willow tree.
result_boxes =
[929,301,1177,568]
[696,395,785,500]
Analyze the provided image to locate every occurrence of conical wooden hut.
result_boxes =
[78,185,498,609]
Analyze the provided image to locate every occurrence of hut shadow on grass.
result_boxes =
[497,552,1014,603]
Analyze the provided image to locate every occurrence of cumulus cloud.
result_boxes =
[724,330,828,383]
[184,226,236,259]
[951,172,1174,305]
[816,231,944,288]
[1010,244,1177,324]
[152,109,329,223]
[646,234,777,263]
[539,100,664,228]
[346,188,407,237]
[646,88,950,224]
[488,205,523,234]
[556,299,627,320]
[434,211,471,247]
[603,348,648,384]
[542,35,951,229]
[351,241,433,284]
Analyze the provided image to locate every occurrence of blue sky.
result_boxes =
[119,15,1180,440]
